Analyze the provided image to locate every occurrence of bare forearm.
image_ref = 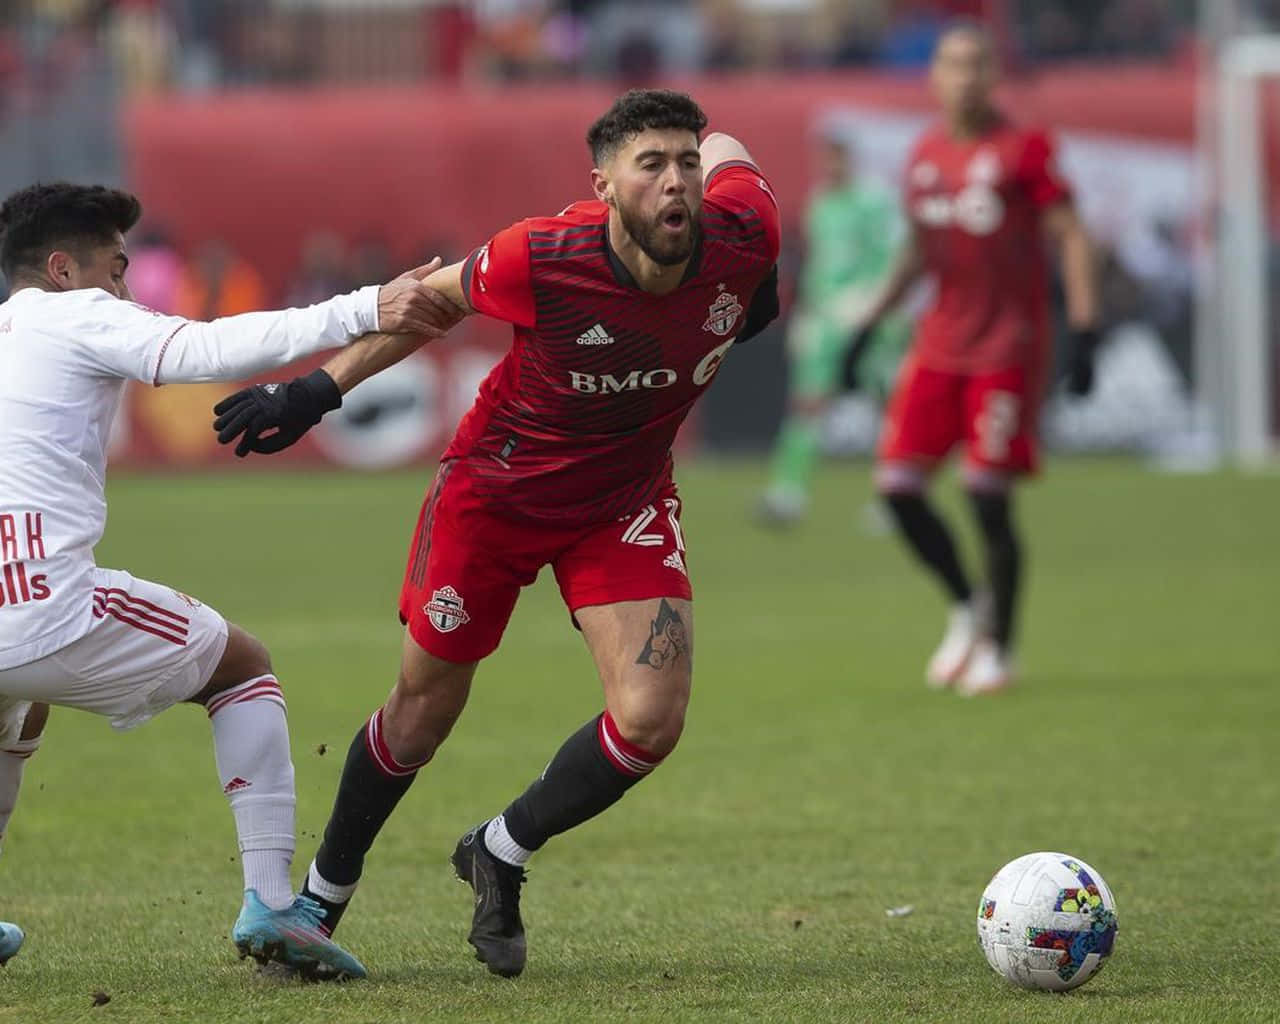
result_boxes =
[863,241,924,327]
[1060,225,1099,329]
[321,332,428,394]
[321,260,470,393]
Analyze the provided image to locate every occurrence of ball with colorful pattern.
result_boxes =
[976,851,1118,992]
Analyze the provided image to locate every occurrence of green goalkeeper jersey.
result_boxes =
[800,180,902,309]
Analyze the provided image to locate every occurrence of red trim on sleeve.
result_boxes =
[151,322,189,387]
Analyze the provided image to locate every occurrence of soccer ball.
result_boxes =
[976,851,1118,991]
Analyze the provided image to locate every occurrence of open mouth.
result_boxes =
[661,208,688,232]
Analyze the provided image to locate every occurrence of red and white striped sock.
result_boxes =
[363,706,430,778]
[0,735,40,853]
[206,675,295,911]
[597,711,663,778]
[495,711,667,864]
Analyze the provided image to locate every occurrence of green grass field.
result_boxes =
[1,458,1276,1023]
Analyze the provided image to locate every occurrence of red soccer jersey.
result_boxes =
[904,116,1072,373]
[445,162,780,526]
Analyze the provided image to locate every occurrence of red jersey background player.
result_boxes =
[214,89,780,977]
[843,22,1099,695]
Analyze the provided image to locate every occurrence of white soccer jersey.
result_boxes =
[0,284,379,670]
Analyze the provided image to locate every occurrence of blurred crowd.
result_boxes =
[0,0,1201,109]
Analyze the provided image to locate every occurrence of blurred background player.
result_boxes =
[0,182,460,978]
[843,21,1099,695]
[214,89,779,979]
[758,127,909,527]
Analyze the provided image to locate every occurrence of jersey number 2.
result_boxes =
[976,391,1021,461]
[621,499,685,550]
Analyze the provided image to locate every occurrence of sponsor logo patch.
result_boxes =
[576,323,615,345]
[663,550,687,574]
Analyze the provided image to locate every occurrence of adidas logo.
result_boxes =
[663,551,687,574]
[222,776,252,795]
[576,323,615,346]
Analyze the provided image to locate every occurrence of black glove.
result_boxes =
[213,368,342,457]
[1064,327,1101,398]
[839,324,877,392]
[734,264,780,346]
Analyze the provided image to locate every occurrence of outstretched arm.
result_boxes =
[321,261,470,394]
[155,262,461,385]
[212,261,470,457]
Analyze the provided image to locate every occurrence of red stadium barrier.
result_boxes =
[117,65,1198,468]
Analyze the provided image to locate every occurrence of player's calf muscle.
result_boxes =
[380,647,476,764]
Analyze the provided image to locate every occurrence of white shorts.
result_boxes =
[0,568,229,738]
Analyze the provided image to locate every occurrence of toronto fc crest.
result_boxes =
[424,585,471,632]
[703,287,744,337]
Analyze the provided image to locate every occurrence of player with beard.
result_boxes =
[212,89,780,976]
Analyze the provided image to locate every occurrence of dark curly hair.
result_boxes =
[586,89,708,165]
[0,183,142,280]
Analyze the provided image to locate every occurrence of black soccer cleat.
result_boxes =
[450,823,527,978]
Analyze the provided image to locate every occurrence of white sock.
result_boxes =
[484,814,533,867]
[206,675,296,911]
[0,735,40,852]
[306,860,357,905]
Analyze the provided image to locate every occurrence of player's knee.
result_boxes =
[199,624,274,700]
[609,687,688,760]
[876,461,928,497]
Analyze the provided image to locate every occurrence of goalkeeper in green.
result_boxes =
[759,131,910,525]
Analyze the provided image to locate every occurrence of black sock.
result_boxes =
[499,712,661,854]
[969,490,1022,651]
[304,709,424,933]
[884,492,973,604]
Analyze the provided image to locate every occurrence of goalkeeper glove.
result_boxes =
[213,368,342,458]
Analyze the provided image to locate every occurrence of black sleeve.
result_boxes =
[733,264,780,345]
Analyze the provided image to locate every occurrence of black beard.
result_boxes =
[618,202,699,267]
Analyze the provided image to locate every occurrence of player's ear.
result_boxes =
[46,249,77,290]
[590,168,614,207]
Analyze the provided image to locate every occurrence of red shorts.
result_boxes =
[878,355,1044,475]
[398,461,692,663]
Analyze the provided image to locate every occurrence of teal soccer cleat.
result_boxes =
[232,890,366,980]
[0,921,23,965]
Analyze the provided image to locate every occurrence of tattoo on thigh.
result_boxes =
[635,599,687,671]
